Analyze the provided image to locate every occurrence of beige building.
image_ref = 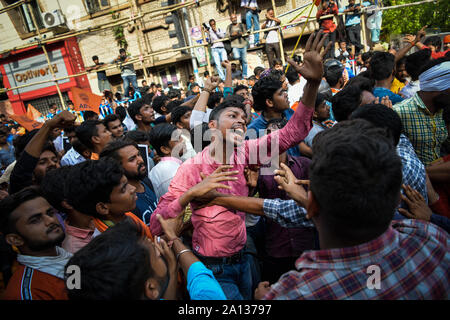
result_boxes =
[0,0,333,113]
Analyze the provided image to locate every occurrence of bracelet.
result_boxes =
[176,249,192,262]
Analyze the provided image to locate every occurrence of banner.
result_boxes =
[26,104,43,121]
[9,114,43,132]
[190,26,207,67]
[70,87,102,114]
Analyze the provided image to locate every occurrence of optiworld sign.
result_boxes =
[3,49,70,95]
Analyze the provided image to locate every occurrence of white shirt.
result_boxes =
[149,157,182,200]
[190,108,213,129]
[288,78,307,107]
[265,20,279,44]
[60,147,87,167]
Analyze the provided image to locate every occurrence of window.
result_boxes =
[84,0,110,15]
[2,0,45,34]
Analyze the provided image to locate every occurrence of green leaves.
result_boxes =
[380,0,449,41]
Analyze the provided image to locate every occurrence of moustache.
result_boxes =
[46,224,61,234]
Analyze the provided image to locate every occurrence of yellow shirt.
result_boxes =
[391,78,406,94]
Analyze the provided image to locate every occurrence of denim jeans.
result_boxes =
[122,74,138,98]
[245,10,260,45]
[232,46,248,79]
[205,253,253,300]
[211,47,228,80]
[97,79,111,93]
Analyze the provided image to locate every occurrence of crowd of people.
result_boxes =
[0,9,449,301]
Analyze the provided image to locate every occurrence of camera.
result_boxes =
[202,23,210,31]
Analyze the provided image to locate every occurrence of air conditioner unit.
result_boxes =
[41,10,66,28]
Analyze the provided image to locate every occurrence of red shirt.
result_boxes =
[3,264,68,300]
[316,4,338,33]
[422,46,450,59]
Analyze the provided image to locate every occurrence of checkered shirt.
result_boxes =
[263,198,314,228]
[397,134,428,205]
[393,93,448,166]
[263,219,449,300]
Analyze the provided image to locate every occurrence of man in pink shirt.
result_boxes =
[150,31,331,299]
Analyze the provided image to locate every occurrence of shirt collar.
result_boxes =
[160,156,183,165]
[295,226,397,270]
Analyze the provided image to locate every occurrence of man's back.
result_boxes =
[3,264,68,300]
[264,219,449,300]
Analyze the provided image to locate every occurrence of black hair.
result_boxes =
[92,55,99,61]
[209,95,247,122]
[396,57,406,68]
[125,130,149,144]
[190,123,211,153]
[166,100,184,114]
[269,69,285,82]
[167,89,181,100]
[424,36,442,51]
[204,71,210,77]
[171,105,191,126]
[64,126,76,135]
[0,186,43,235]
[419,56,450,75]
[254,66,265,77]
[346,74,375,92]
[103,114,121,130]
[152,96,170,115]
[272,58,283,66]
[315,92,327,110]
[207,92,223,109]
[99,138,138,163]
[350,104,402,146]
[65,158,124,219]
[405,49,432,81]
[119,48,126,54]
[285,68,299,85]
[325,65,344,87]
[128,99,146,123]
[65,220,153,300]
[310,119,402,241]
[361,51,373,63]
[75,120,103,150]
[141,93,154,106]
[336,55,347,63]
[115,106,127,122]
[12,129,39,159]
[443,104,450,126]
[209,18,215,24]
[369,52,395,81]
[40,166,72,213]
[331,84,367,122]
[251,76,282,112]
[234,85,249,95]
[83,111,98,121]
[148,123,178,156]
[71,138,90,157]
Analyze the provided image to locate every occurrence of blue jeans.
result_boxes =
[211,47,228,81]
[122,74,138,98]
[205,254,253,300]
[232,47,248,79]
[245,10,260,45]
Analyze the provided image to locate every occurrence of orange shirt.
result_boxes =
[3,264,68,300]
[93,212,153,240]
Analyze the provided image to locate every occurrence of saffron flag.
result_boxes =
[26,104,42,121]
[9,114,43,132]
[70,87,102,114]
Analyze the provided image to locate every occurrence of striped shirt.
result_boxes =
[394,93,448,166]
[263,219,449,300]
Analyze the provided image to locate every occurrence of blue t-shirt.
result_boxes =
[132,182,158,226]
[373,87,404,105]
[247,108,301,157]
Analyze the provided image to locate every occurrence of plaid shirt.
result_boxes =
[393,93,448,166]
[263,220,449,300]
[263,198,314,228]
[397,134,428,206]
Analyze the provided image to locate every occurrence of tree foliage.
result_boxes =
[380,0,450,41]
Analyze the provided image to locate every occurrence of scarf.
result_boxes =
[419,61,450,92]
[17,247,73,279]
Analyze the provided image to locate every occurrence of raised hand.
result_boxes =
[204,75,220,92]
[221,60,232,69]
[47,110,77,129]
[286,30,332,84]
[274,163,308,207]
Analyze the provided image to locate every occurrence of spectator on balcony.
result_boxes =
[112,49,138,99]
[316,0,339,59]
[262,8,282,68]
[227,13,249,79]
[241,0,260,47]
[206,19,228,81]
